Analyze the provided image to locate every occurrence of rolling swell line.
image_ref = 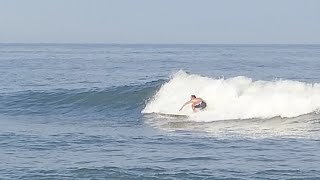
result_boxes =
[0,80,164,116]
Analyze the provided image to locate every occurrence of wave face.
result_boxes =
[0,80,163,116]
[142,71,320,121]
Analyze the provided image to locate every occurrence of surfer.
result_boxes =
[179,95,207,112]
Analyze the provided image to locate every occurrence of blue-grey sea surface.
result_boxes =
[1,44,320,179]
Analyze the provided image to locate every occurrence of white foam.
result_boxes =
[142,70,320,121]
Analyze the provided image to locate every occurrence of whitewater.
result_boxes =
[143,70,320,121]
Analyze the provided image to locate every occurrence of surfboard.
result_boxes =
[155,113,189,118]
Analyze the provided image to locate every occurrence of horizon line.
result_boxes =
[1,42,320,45]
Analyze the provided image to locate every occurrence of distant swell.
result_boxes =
[0,80,163,116]
[142,71,320,121]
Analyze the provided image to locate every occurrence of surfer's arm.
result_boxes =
[179,101,191,111]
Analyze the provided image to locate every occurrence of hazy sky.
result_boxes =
[1,0,319,44]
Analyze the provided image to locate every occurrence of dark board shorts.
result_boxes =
[195,102,207,109]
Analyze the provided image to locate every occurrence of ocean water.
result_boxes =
[1,44,320,179]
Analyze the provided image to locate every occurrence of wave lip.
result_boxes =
[142,70,320,121]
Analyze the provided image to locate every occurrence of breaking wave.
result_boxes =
[142,71,320,121]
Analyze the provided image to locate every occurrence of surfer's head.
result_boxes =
[191,95,196,99]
